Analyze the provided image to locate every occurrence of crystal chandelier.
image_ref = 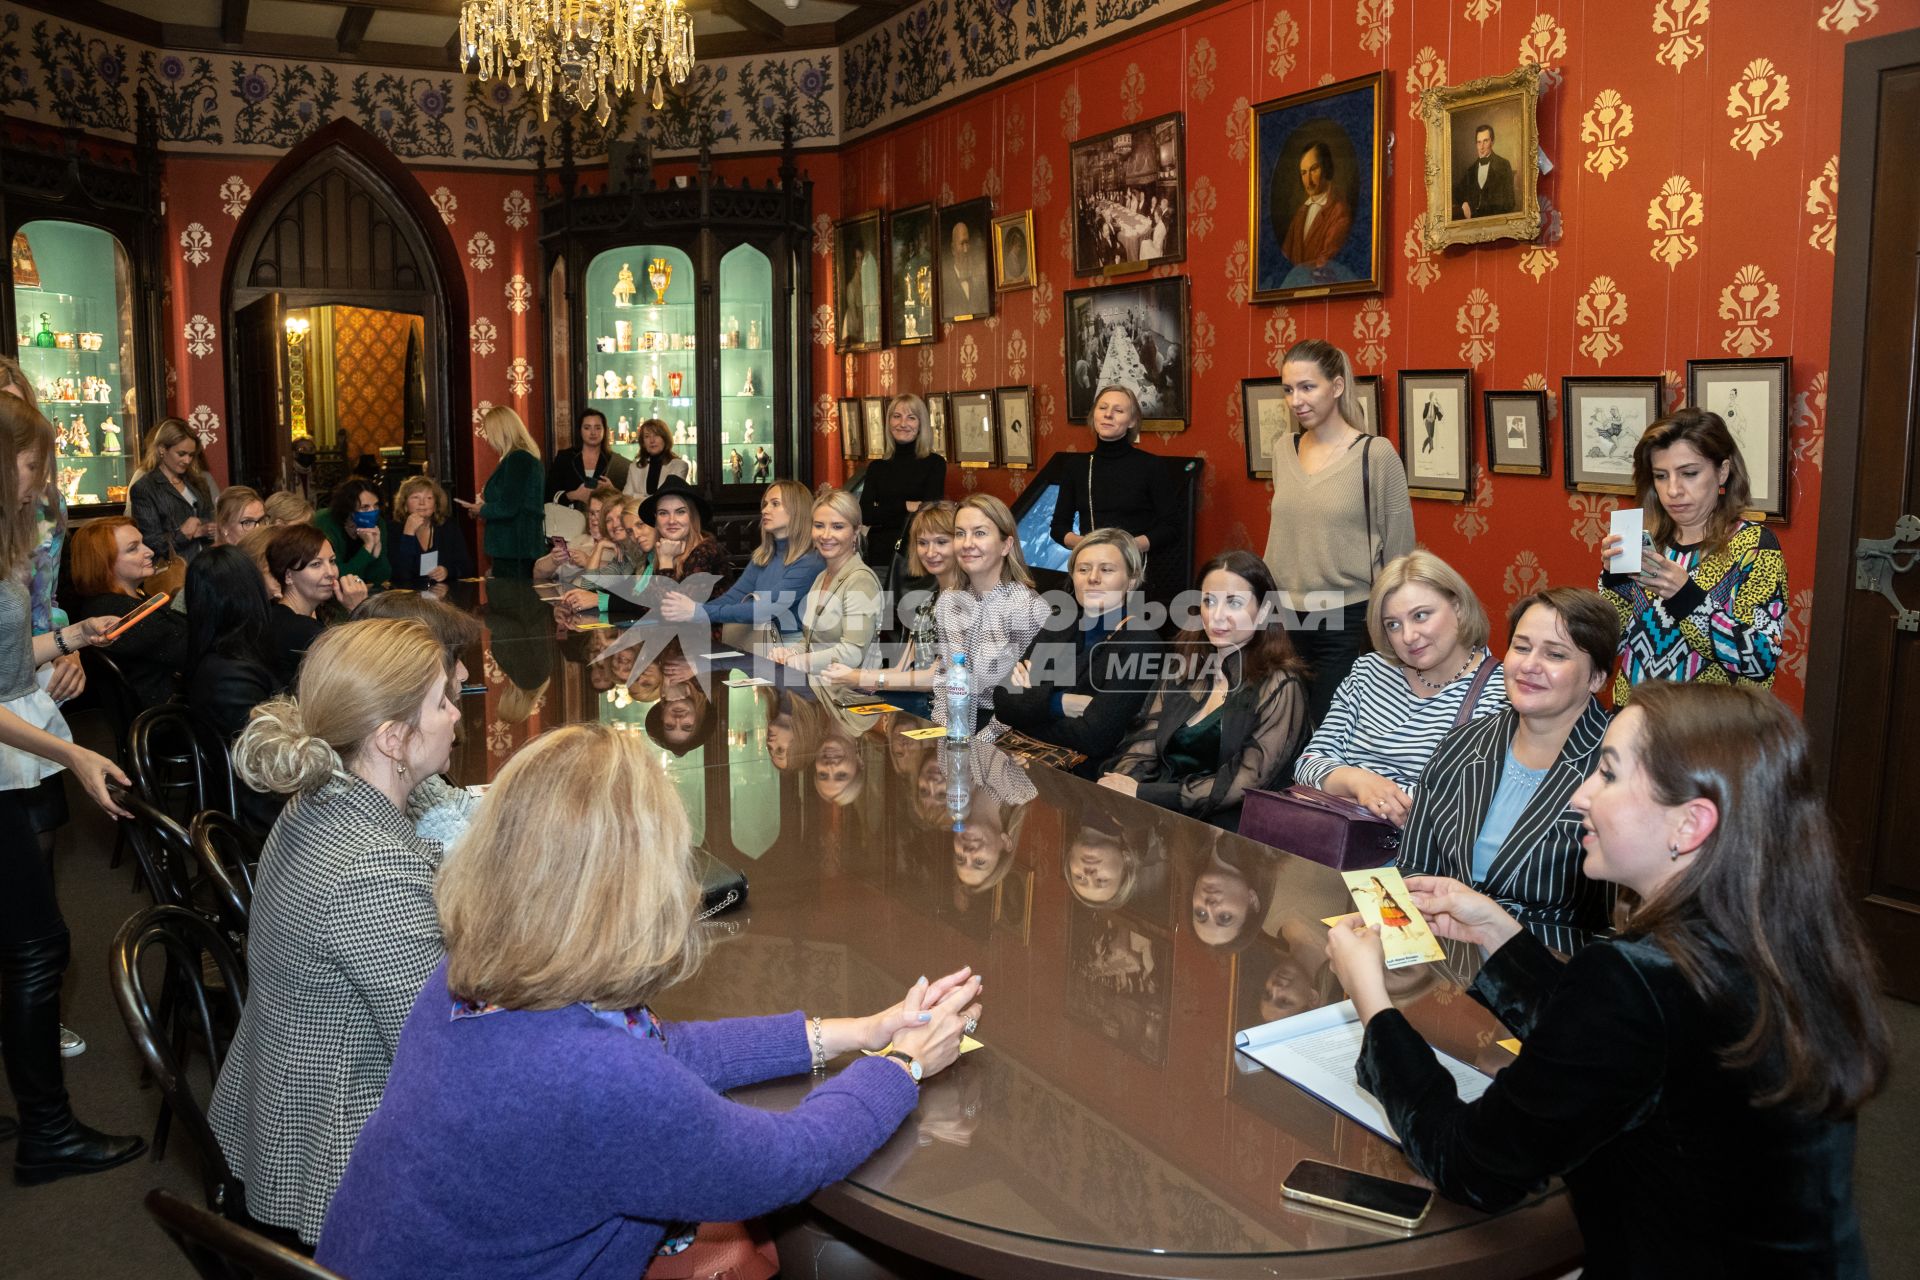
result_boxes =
[459,0,695,125]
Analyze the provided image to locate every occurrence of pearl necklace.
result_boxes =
[1413,646,1481,693]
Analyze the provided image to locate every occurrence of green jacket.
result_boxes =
[480,449,547,562]
[314,508,394,587]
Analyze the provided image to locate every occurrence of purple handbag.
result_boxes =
[1238,785,1400,869]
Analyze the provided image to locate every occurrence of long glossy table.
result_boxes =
[445,581,1580,1279]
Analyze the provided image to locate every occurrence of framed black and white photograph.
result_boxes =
[992,210,1035,292]
[1484,389,1549,477]
[1067,906,1173,1067]
[861,396,889,460]
[1687,356,1791,521]
[1352,373,1383,436]
[1250,73,1385,303]
[1064,276,1190,431]
[1562,376,1662,495]
[833,211,885,353]
[924,391,951,458]
[1420,64,1545,250]
[994,386,1034,468]
[936,198,996,324]
[1240,377,1296,478]
[1397,369,1473,502]
[886,203,939,346]
[1070,112,1186,277]
[951,389,997,467]
[837,397,862,462]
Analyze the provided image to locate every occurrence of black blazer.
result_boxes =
[1452,151,1517,219]
[545,446,631,509]
[128,469,216,563]
[991,616,1163,777]
[1396,701,1613,954]
[73,591,189,710]
[1360,928,1868,1277]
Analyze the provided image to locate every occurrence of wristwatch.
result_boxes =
[883,1050,923,1082]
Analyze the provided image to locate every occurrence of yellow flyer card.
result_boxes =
[1339,867,1446,969]
[845,702,900,715]
[901,726,948,740]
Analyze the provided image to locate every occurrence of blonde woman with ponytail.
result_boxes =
[208,617,463,1246]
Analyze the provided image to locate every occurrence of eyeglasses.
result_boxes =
[235,516,265,530]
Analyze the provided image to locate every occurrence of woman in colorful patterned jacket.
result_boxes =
[1598,407,1786,704]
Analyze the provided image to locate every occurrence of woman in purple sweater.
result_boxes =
[317,722,982,1280]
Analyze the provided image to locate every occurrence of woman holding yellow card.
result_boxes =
[1325,682,1887,1275]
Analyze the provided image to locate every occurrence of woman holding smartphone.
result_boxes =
[1327,682,1887,1275]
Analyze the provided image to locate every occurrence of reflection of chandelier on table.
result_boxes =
[459,0,695,124]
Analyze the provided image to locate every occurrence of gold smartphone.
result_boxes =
[1281,1160,1434,1230]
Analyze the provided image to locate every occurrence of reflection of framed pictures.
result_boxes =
[951,389,997,467]
[1562,376,1661,495]
[1067,906,1172,1067]
[886,203,939,346]
[1397,369,1473,502]
[1687,356,1791,521]
[1240,377,1296,478]
[1250,73,1385,304]
[923,391,950,458]
[837,398,862,462]
[1483,389,1549,476]
[1070,112,1186,276]
[833,211,885,353]
[861,396,889,459]
[1419,64,1544,250]
[994,386,1034,467]
[1064,276,1189,430]
[1352,374,1383,436]
[991,210,1035,292]
[936,198,995,324]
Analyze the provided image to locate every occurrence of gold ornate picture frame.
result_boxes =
[1420,64,1543,250]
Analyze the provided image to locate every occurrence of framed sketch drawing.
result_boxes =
[1562,376,1662,495]
[1484,389,1549,477]
[1249,73,1386,303]
[995,386,1034,468]
[887,203,939,346]
[951,390,997,467]
[1352,374,1383,436]
[861,396,889,460]
[1240,378,1297,478]
[992,210,1035,292]
[837,398,862,462]
[1070,112,1186,277]
[1419,64,1544,250]
[1064,276,1190,430]
[833,211,885,352]
[1687,357,1791,521]
[923,391,951,458]
[936,199,995,324]
[1397,370,1473,502]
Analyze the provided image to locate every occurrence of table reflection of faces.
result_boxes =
[914,753,948,825]
[656,695,699,746]
[1065,831,1129,907]
[1259,950,1327,1022]
[624,655,656,697]
[1191,851,1260,947]
[766,711,795,770]
[813,734,863,803]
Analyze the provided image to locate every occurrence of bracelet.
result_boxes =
[809,1015,826,1073]
[53,626,71,656]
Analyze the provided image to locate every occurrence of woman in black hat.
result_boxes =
[639,475,732,592]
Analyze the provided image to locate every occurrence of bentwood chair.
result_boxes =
[145,1190,335,1278]
[116,787,201,910]
[129,703,237,828]
[189,810,260,941]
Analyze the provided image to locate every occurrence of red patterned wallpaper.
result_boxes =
[815,0,1920,711]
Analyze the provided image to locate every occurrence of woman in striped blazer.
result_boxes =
[1396,587,1620,954]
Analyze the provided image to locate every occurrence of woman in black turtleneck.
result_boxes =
[1050,385,1178,566]
[858,393,947,571]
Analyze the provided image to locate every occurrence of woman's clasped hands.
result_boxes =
[850,966,984,1081]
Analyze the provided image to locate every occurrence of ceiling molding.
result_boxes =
[218,0,247,44]
[336,4,374,53]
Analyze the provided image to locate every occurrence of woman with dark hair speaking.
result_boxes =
[1327,682,1889,1274]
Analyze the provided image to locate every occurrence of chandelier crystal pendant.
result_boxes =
[460,0,695,125]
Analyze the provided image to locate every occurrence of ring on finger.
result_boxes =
[963,1015,979,1035]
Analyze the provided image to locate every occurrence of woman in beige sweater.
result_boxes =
[769,489,883,671]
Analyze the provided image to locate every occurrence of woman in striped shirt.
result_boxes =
[1293,551,1506,825]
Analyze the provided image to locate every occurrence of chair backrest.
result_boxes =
[144,1189,344,1280]
[112,908,249,1218]
[81,647,144,763]
[190,810,259,937]
[117,786,202,909]
[131,704,237,825]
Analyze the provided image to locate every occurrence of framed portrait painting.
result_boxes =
[1250,73,1385,304]
[1352,374,1383,436]
[992,210,1035,292]
[936,198,995,324]
[1687,356,1791,520]
[1240,378,1297,478]
[833,211,885,353]
[951,390,997,467]
[1064,276,1190,430]
[1070,112,1186,277]
[995,385,1035,467]
[1484,389,1549,477]
[1562,376,1662,495]
[1398,369,1473,502]
[1420,64,1544,250]
[887,203,939,346]
[837,398,862,462]
[861,396,889,460]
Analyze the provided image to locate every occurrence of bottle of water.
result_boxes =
[944,654,973,744]
[945,743,971,832]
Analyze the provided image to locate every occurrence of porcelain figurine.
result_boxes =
[747,319,762,350]
[739,366,756,397]
[99,416,121,454]
[613,263,637,307]
[752,447,771,483]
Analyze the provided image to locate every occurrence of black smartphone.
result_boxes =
[1281,1160,1433,1229]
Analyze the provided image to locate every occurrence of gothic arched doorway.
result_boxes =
[221,120,470,500]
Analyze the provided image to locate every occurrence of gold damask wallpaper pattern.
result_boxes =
[329,306,419,458]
